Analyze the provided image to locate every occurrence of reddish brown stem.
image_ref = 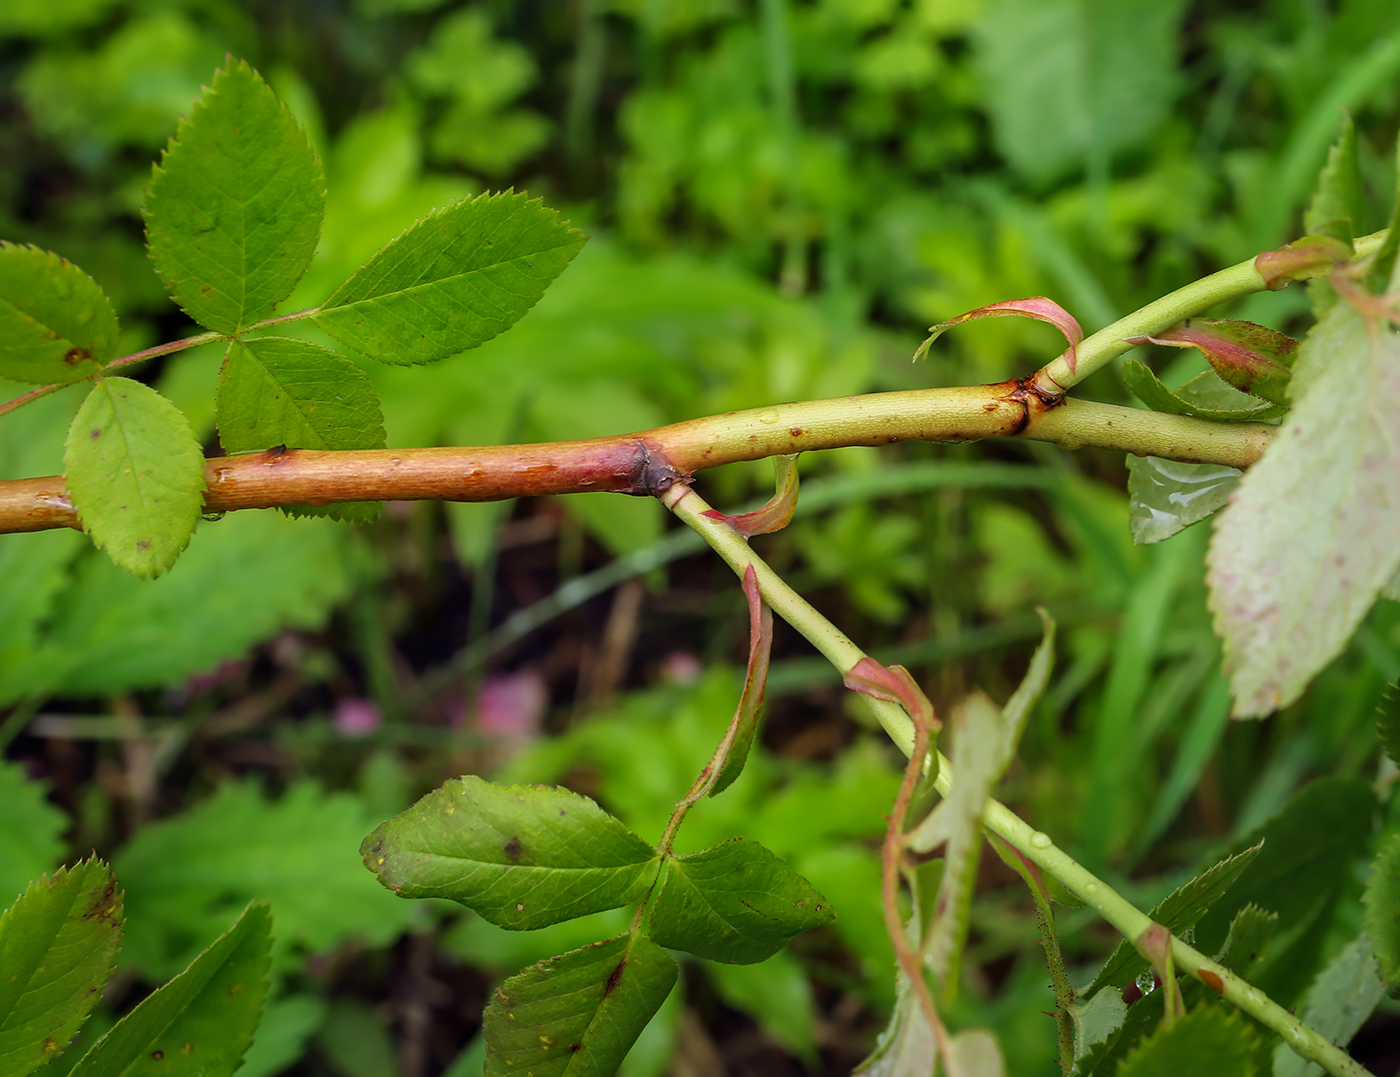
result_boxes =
[0,381,1274,536]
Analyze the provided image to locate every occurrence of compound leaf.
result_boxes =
[482,933,676,1077]
[314,190,586,365]
[1116,1005,1258,1077]
[646,838,834,965]
[0,244,114,385]
[1086,841,1262,996]
[68,903,270,1077]
[0,859,122,1077]
[1363,831,1400,983]
[64,377,205,578]
[217,337,384,453]
[1208,300,1400,716]
[361,776,659,930]
[144,59,324,334]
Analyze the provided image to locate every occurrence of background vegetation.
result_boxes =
[2,1,1399,1073]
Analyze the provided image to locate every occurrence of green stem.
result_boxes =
[663,484,1377,1077]
[1034,230,1388,394]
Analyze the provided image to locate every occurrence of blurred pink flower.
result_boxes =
[660,652,703,685]
[475,670,547,743]
[334,698,381,737]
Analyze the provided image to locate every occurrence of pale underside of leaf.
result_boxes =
[1207,301,1400,716]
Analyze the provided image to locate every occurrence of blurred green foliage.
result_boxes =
[3,1,1400,1074]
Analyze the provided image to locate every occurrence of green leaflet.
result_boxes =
[314,190,587,365]
[1126,456,1240,545]
[217,337,384,454]
[1305,116,1362,318]
[0,763,67,905]
[361,776,659,930]
[116,781,418,979]
[1115,1005,1259,1077]
[0,859,122,1077]
[645,838,835,964]
[0,244,114,385]
[1274,933,1387,1077]
[482,934,676,1077]
[1363,831,1400,984]
[63,377,206,578]
[1196,778,1375,1007]
[144,60,324,335]
[1120,361,1286,422]
[1215,904,1277,976]
[68,903,270,1077]
[1207,301,1400,716]
[1305,115,1363,247]
[1085,841,1262,997]
[216,336,386,524]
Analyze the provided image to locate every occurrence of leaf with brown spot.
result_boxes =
[360,776,659,929]
[0,243,115,385]
[67,903,270,1077]
[483,934,676,1077]
[0,859,123,1077]
[646,837,835,964]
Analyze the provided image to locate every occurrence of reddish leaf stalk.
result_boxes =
[657,567,773,853]
[876,677,949,1064]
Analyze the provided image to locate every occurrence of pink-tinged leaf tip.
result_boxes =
[843,657,939,731]
[1128,319,1297,405]
[699,454,799,537]
[914,297,1083,371]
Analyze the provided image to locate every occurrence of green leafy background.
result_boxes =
[2,2,1399,1074]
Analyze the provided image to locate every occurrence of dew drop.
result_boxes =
[1028,831,1051,849]
[758,409,780,425]
[1135,970,1157,996]
[1084,882,1099,895]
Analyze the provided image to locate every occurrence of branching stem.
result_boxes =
[1032,229,1387,394]
[663,484,1377,1077]
[0,384,1274,536]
